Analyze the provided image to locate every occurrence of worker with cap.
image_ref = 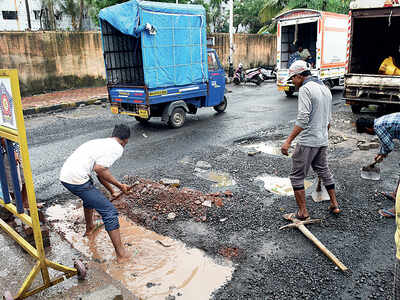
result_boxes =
[281,60,340,220]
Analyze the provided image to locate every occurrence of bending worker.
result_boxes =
[60,124,131,263]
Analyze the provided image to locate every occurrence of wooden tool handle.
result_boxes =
[298,224,348,271]
[110,185,134,202]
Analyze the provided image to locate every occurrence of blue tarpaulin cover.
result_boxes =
[99,0,208,89]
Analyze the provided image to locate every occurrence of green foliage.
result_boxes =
[258,0,351,34]
[234,0,269,34]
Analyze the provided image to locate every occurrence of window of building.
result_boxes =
[2,11,18,20]
[55,12,62,20]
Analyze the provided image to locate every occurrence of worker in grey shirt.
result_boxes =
[281,60,340,220]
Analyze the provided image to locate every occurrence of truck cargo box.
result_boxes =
[344,1,400,111]
[99,0,208,89]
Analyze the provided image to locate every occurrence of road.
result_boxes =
[25,82,342,201]
[7,82,400,299]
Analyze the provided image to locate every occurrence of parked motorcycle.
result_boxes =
[233,64,264,86]
[259,65,277,81]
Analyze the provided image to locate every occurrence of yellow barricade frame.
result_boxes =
[0,69,81,299]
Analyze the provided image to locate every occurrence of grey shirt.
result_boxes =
[295,77,332,147]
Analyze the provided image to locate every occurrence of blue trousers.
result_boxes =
[61,180,119,232]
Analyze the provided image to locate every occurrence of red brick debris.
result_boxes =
[113,177,233,222]
[218,247,241,258]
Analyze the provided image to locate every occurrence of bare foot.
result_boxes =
[84,225,96,237]
[116,248,132,264]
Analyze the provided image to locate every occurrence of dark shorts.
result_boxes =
[290,144,335,189]
[61,180,119,232]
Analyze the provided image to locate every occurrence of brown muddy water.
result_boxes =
[46,202,234,299]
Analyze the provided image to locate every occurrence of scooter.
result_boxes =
[259,65,277,81]
[233,64,264,86]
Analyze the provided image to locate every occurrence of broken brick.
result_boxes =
[214,198,224,207]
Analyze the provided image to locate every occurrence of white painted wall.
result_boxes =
[0,0,96,31]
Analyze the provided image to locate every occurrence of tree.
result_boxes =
[58,0,80,30]
[258,0,351,34]
[39,0,57,30]
[234,0,268,34]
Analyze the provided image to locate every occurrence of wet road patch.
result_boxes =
[255,174,312,196]
[46,202,234,300]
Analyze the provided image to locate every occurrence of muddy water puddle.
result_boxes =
[256,175,312,196]
[46,203,233,299]
[194,170,236,189]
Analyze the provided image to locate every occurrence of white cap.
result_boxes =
[285,60,309,82]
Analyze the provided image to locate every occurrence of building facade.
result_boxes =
[0,0,96,31]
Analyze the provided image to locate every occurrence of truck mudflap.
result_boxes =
[343,73,400,104]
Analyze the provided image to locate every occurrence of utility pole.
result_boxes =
[176,0,178,3]
[24,0,32,30]
[228,0,234,78]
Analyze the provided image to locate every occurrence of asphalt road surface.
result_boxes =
[25,82,343,201]
[17,81,400,299]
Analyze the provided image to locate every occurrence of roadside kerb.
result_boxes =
[23,97,108,116]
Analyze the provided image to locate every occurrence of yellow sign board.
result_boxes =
[0,69,83,299]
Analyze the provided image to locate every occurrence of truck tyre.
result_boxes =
[135,116,150,123]
[285,90,294,97]
[214,96,227,113]
[351,104,362,114]
[168,107,186,128]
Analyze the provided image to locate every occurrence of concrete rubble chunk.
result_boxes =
[160,178,181,187]
[167,212,176,221]
[358,144,370,150]
[248,151,261,156]
[202,200,212,207]
[368,142,380,149]
[195,161,212,169]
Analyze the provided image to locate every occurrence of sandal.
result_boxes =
[379,192,396,202]
[378,208,395,218]
[283,211,310,221]
[328,205,341,214]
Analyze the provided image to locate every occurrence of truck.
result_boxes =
[275,9,349,96]
[99,0,227,128]
[343,0,400,113]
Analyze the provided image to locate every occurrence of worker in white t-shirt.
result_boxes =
[60,124,131,263]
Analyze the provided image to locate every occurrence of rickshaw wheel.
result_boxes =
[168,107,186,128]
[3,291,13,300]
[74,260,87,280]
[214,96,227,113]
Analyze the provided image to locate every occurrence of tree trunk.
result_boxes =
[47,0,56,30]
[78,0,84,31]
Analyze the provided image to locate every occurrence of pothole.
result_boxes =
[255,174,312,196]
[46,202,234,300]
[240,140,296,156]
[194,169,236,191]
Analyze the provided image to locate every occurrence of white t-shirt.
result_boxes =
[59,138,123,185]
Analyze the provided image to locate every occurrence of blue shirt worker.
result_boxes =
[281,60,340,220]
[356,113,400,218]
[60,124,131,263]
[356,112,400,300]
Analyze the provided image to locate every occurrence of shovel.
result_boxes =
[360,161,380,181]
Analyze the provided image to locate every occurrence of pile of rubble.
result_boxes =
[116,177,233,222]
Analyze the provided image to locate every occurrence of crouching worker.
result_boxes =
[60,124,131,263]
